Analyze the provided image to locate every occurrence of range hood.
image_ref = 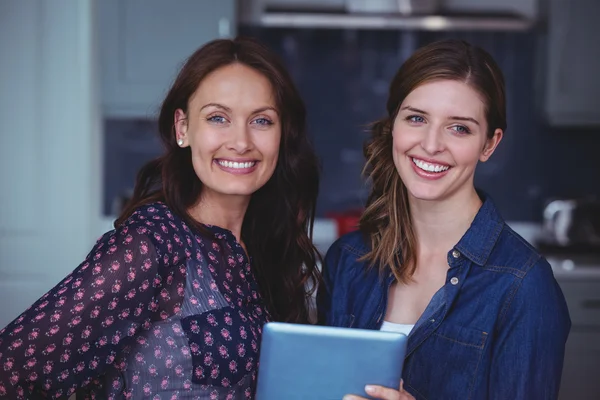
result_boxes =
[239,0,537,31]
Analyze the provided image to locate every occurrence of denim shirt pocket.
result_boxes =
[405,323,488,400]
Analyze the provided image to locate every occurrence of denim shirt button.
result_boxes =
[451,249,460,258]
[450,277,459,285]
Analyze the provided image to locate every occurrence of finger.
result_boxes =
[365,384,401,399]
[343,395,368,400]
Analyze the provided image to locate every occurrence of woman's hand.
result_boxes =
[343,380,415,400]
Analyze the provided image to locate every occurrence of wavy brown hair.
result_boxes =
[360,39,506,282]
[115,37,322,323]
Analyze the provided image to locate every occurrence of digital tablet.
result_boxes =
[255,322,408,400]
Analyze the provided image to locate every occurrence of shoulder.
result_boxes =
[487,223,547,276]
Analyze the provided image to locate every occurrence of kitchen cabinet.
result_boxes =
[98,0,236,118]
[544,0,600,126]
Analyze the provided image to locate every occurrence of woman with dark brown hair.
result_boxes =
[321,39,570,400]
[0,37,321,399]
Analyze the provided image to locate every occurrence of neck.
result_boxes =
[409,187,482,257]
[189,192,250,243]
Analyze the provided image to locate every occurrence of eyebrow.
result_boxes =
[200,102,279,115]
[400,105,480,126]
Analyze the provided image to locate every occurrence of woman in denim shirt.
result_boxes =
[319,39,571,400]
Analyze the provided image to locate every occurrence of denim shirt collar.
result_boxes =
[453,190,504,267]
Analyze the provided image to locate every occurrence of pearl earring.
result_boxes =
[177,138,184,146]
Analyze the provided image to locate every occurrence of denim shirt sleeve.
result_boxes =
[489,258,571,399]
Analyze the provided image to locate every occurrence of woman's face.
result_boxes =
[174,63,281,204]
[392,79,502,203]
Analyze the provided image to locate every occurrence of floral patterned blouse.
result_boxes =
[0,203,271,399]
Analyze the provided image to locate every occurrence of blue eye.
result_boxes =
[253,117,273,126]
[406,115,425,123]
[452,125,471,134]
[207,115,227,124]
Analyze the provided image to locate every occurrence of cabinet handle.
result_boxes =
[581,299,600,309]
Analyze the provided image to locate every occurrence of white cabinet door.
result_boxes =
[545,0,600,126]
[98,0,236,118]
[559,330,600,400]
[0,0,104,328]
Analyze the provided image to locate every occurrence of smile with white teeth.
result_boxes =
[412,158,450,173]
[217,160,256,169]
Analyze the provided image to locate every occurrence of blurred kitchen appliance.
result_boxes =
[540,198,600,250]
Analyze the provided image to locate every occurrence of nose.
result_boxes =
[420,126,445,155]
[227,124,253,153]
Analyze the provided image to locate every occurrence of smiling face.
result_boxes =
[392,79,503,203]
[174,63,281,205]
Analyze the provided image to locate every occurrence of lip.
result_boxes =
[409,156,451,180]
[409,156,451,167]
[214,158,259,175]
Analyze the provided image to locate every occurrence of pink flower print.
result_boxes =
[71,302,85,314]
[33,311,46,322]
[186,236,193,247]
[132,371,140,384]
[58,369,70,382]
[226,392,235,400]
[189,295,200,306]
[237,254,244,263]
[211,364,220,379]
[239,326,248,339]
[166,274,174,285]
[0,384,6,397]
[59,349,71,363]
[42,343,56,355]
[111,332,122,345]
[189,320,200,334]
[238,310,248,323]
[160,288,170,301]
[185,248,192,259]
[161,376,169,390]
[204,331,215,347]
[224,313,233,326]
[27,371,39,382]
[173,253,180,264]
[208,252,218,263]
[176,365,185,378]
[153,275,162,287]
[245,358,254,372]
[192,280,201,290]
[190,342,201,355]
[167,242,173,253]
[108,244,118,254]
[181,345,191,358]
[163,254,170,264]
[109,260,121,273]
[194,365,205,380]
[28,328,40,341]
[25,344,36,357]
[80,261,90,271]
[174,234,182,245]
[119,308,130,320]
[24,357,37,370]
[36,299,50,310]
[78,342,91,355]
[209,280,218,291]
[138,240,149,255]
[142,258,153,272]
[8,371,19,386]
[172,323,183,335]
[207,296,217,308]
[237,343,246,357]
[92,264,102,275]
[90,305,102,318]
[154,346,163,359]
[108,235,117,244]
[251,340,258,352]
[124,234,134,244]
[62,333,74,346]
[92,289,105,301]
[140,279,151,292]
[221,377,231,388]
[3,357,14,371]
[93,251,102,261]
[106,350,116,365]
[227,256,236,267]
[210,390,219,400]
[72,277,82,287]
[204,352,213,366]
[229,360,238,374]
[112,279,122,293]
[212,242,221,252]
[136,335,147,346]
[97,336,108,347]
[161,224,169,234]
[153,232,163,243]
[81,325,92,339]
[148,206,157,213]
[143,383,152,396]
[45,324,60,337]
[89,356,100,370]
[69,316,82,327]
[123,249,133,264]
[165,355,174,369]
[148,364,158,377]
[136,226,148,235]
[206,313,218,326]
[127,268,136,282]
[43,360,53,374]
[225,270,233,281]
[134,305,144,317]
[223,281,231,292]
[75,361,85,374]
[153,326,163,338]
[134,352,146,365]
[73,288,85,301]
[166,336,176,348]
[183,379,192,390]
[127,289,138,300]
[102,315,114,328]
[221,328,232,341]
[218,345,229,359]
[49,310,62,323]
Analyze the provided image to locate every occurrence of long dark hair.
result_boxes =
[360,39,507,282]
[116,37,322,323]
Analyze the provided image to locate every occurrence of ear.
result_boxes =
[174,109,189,147]
[479,128,503,162]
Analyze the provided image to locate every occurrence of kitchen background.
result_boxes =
[1,0,599,399]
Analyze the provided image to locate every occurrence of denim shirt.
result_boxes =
[317,193,571,400]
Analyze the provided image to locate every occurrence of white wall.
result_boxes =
[0,0,104,328]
